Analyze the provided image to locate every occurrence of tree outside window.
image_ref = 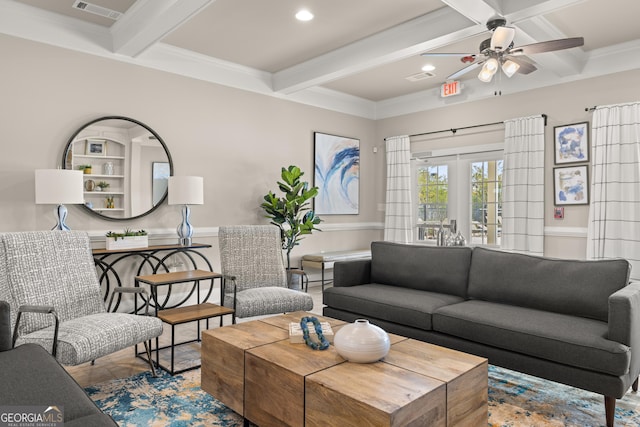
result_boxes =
[471,160,503,245]
[416,165,448,241]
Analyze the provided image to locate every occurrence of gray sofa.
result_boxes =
[323,241,640,427]
[0,300,117,426]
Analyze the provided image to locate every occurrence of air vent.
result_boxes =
[72,1,122,20]
[405,71,436,82]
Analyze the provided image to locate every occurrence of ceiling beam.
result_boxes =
[439,0,501,24]
[111,0,214,57]
[272,8,480,95]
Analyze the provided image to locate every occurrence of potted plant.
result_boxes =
[96,181,110,191]
[105,228,148,250]
[77,164,92,174]
[260,165,322,271]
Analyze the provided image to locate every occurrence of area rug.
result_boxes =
[86,365,640,426]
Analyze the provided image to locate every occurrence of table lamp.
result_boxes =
[35,169,85,231]
[168,176,204,246]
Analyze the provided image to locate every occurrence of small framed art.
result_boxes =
[553,165,589,206]
[85,139,106,156]
[554,122,589,164]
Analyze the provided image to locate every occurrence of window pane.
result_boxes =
[470,160,502,246]
[416,164,448,242]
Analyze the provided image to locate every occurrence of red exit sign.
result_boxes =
[441,81,461,97]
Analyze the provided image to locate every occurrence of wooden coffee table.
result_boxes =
[201,312,487,427]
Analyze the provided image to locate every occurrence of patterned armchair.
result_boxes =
[218,225,313,323]
[0,231,162,374]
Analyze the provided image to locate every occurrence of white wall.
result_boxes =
[376,69,640,259]
[3,33,640,267]
[0,34,383,277]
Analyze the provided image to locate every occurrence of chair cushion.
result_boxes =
[16,312,163,365]
[370,241,472,297]
[218,226,288,291]
[224,287,313,318]
[323,283,464,330]
[1,231,105,335]
[468,246,630,322]
[433,300,631,376]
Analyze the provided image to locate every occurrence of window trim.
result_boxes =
[411,143,504,246]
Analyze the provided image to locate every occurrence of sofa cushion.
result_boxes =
[433,300,630,376]
[370,241,472,297]
[323,283,464,330]
[468,247,630,322]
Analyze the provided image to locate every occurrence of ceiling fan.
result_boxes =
[423,16,584,82]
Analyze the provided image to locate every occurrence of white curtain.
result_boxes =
[587,102,640,280]
[384,135,413,243]
[501,115,545,255]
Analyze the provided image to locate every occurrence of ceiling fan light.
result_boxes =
[502,59,520,77]
[484,58,499,72]
[478,68,494,83]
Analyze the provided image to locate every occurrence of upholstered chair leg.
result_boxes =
[144,341,157,377]
[604,396,616,427]
[633,377,639,392]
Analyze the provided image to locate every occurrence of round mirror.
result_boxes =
[62,116,173,221]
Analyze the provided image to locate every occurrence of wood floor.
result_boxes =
[65,284,325,387]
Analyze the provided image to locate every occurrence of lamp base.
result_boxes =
[178,237,192,246]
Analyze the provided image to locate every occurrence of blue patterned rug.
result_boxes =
[86,365,640,426]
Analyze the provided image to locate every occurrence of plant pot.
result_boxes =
[106,235,148,250]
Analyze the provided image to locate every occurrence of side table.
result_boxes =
[135,269,233,375]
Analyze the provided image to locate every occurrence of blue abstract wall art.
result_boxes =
[554,122,589,164]
[314,132,360,214]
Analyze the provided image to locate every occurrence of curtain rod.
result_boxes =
[585,106,597,112]
[385,114,547,141]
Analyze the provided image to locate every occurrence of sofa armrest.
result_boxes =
[609,281,640,380]
[334,259,371,287]
[0,301,10,352]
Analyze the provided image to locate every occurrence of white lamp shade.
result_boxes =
[168,176,204,205]
[35,169,84,205]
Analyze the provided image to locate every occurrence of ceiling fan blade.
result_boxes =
[491,26,515,51]
[510,37,584,55]
[447,60,484,80]
[507,56,537,75]
[421,52,477,57]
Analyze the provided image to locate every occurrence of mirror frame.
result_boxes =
[62,116,174,221]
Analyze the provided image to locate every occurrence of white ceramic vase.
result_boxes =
[333,319,390,363]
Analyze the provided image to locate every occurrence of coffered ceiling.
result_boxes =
[3,0,640,119]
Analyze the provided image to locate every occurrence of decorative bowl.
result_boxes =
[333,319,390,363]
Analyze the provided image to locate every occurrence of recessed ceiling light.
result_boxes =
[296,9,314,21]
[422,64,436,72]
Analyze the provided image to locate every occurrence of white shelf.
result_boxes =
[75,154,125,160]
[92,208,125,212]
[83,174,124,179]
[84,191,124,195]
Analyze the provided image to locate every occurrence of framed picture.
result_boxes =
[313,132,360,215]
[554,122,589,164]
[553,165,589,205]
[85,139,106,156]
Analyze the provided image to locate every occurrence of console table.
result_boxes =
[92,242,213,312]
